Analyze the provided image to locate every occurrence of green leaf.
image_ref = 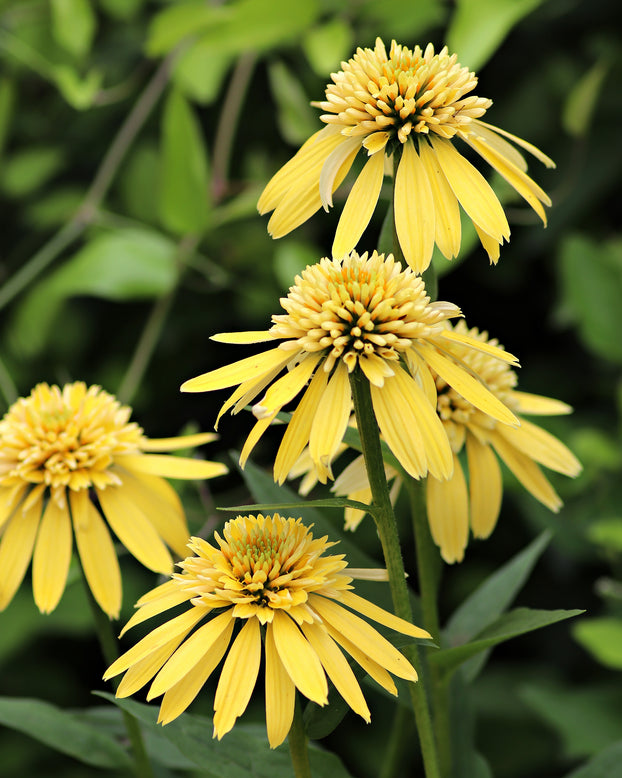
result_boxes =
[520,683,622,760]
[563,59,610,138]
[447,0,546,71]
[431,608,583,675]
[220,497,374,514]
[159,88,210,235]
[0,146,64,198]
[573,617,622,670]
[0,697,132,769]
[273,240,319,291]
[98,694,354,778]
[564,740,622,778]
[50,0,97,58]
[146,2,230,57]
[557,234,622,363]
[51,64,103,110]
[172,39,232,104]
[586,518,622,553]
[268,59,317,145]
[445,532,551,679]
[9,228,178,358]
[302,19,353,76]
[0,77,15,158]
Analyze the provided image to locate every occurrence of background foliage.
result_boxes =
[0,0,621,776]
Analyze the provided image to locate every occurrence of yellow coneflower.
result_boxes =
[181,251,519,486]
[104,513,430,748]
[0,382,227,617]
[258,38,554,272]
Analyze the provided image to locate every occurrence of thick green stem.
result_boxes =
[79,564,154,778]
[288,697,312,778]
[349,370,441,778]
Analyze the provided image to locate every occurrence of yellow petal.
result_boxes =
[239,410,278,469]
[158,619,234,725]
[271,609,328,705]
[338,591,430,639]
[180,347,291,393]
[323,622,397,695]
[211,331,276,344]
[213,617,262,739]
[466,123,528,171]
[274,367,330,484]
[473,119,556,168]
[116,634,187,698]
[116,453,228,480]
[301,622,370,722]
[253,354,322,418]
[394,140,436,272]
[474,223,502,264]
[418,138,461,259]
[489,429,562,511]
[140,432,218,452]
[319,136,361,208]
[105,605,207,679]
[309,594,417,681]
[332,150,385,259]
[70,489,121,619]
[439,328,520,366]
[97,485,173,574]
[512,391,573,416]
[0,498,42,610]
[120,581,192,637]
[149,611,234,699]
[309,362,352,483]
[416,342,519,427]
[466,434,503,539]
[265,623,296,748]
[427,455,469,564]
[496,418,582,477]
[32,499,72,613]
[429,135,510,242]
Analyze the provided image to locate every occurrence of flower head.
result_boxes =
[258,38,554,272]
[0,382,228,617]
[104,513,429,748]
[181,251,519,485]
[306,321,582,563]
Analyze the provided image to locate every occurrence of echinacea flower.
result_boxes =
[104,513,430,748]
[181,250,519,486]
[304,321,581,563]
[0,382,228,617]
[258,38,554,272]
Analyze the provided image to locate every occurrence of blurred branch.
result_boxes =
[0,354,18,408]
[0,52,175,313]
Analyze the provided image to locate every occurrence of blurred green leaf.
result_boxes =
[558,234,622,363]
[302,19,353,76]
[268,60,317,145]
[432,608,583,675]
[25,187,84,228]
[564,740,622,778]
[447,0,546,70]
[273,240,319,290]
[159,88,210,236]
[172,40,232,104]
[118,142,160,224]
[573,617,622,670]
[586,518,622,553]
[10,228,178,357]
[0,697,132,769]
[146,2,230,57]
[563,59,610,138]
[358,0,446,42]
[51,64,103,110]
[0,77,15,157]
[520,682,622,759]
[445,532,551,679]
[99,0,144,20]
[98,693,354,777]
[50,0,97,59]
[0,146,64,198]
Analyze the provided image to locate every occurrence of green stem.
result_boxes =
[349,370,440,778]
[0,52,173,313]
[288,696,312,778]
[79,564,154,778]
[0,354,18,408]
[379,704,412,778]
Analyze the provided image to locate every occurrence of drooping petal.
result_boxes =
[211,331,276,345]
[120,581,193,637]
[70,489,122,619]
[0,498,42,610]
[338,591,431,639]
[323,622,397,695]
[253,354,322,418]
[394,139,435,272]
[511,391,572,416]
[32,499,72,613]
[265,622,296,748]
[466,434,503,539]
[140,432,218,452]
[418,138,462,260]
[180,348,292,393]
[309,361,352,483]
[158,619,234,725]
[332,150,385,259]
[97,485,173,574]
[116,634,188,698]
[426,454,469,564]
[495,418,582,477]
[213,617,262,739]
[301,622,370,722]
[466,123,529,171]
[319,136,361,209]
[429,135,510,243]
[116,453,228,481]
[439,328,519,366]
[271,609,328,705]
[472,119,556,168]
[0,484,27,531]
[239,410,278,469]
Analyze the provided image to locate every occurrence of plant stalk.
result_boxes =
[288,696,312,778]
